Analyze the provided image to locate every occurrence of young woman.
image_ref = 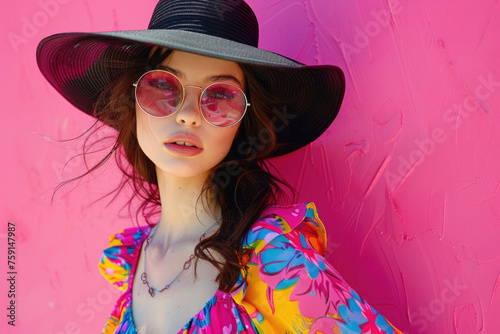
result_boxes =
[37,0,402,333]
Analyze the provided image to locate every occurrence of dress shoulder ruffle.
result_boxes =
[243,202,327,256]
[98,226,151,333]
[98,226,151,292]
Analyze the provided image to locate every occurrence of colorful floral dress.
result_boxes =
[99,202,402,333]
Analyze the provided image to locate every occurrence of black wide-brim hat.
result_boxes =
[36,0,345,157]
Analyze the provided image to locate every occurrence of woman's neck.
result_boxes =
[153,168,221,247]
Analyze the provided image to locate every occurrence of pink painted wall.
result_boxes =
[1,0,499,333]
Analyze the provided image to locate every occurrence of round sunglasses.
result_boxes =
[133,70,250,127]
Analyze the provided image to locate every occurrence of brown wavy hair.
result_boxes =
[64,46,296,292]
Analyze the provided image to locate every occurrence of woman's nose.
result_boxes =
[175,87,203,126]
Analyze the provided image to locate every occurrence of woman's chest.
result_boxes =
[130,247,220,334]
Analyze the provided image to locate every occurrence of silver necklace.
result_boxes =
[141,217,221,297]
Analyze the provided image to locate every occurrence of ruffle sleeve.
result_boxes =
[98,226,150,334]
[232,202,402,333]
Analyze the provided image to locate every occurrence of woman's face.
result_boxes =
[135,50,244,180]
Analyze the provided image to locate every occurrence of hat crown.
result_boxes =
[148,0,259,47]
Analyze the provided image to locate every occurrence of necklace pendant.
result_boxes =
[148,287,155,297]
[141,272,147,283]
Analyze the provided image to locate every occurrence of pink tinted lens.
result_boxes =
[201,83,246,126]
[136,71,183,117]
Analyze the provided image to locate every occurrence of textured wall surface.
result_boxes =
[1,0,499,333]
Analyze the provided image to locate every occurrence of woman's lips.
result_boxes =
[164,133,204,156]
[164,142,203,156]
[166,134,203,148]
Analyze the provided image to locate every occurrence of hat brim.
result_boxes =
[36,29,345,157]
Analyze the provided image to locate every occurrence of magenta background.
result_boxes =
[1,0,500,333]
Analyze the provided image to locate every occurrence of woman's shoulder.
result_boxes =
[243,201,327,256]
[98,225,151,292]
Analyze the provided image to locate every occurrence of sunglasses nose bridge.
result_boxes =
[175,84,205,125]
[184,84,203,90]
[181,84,204,110]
